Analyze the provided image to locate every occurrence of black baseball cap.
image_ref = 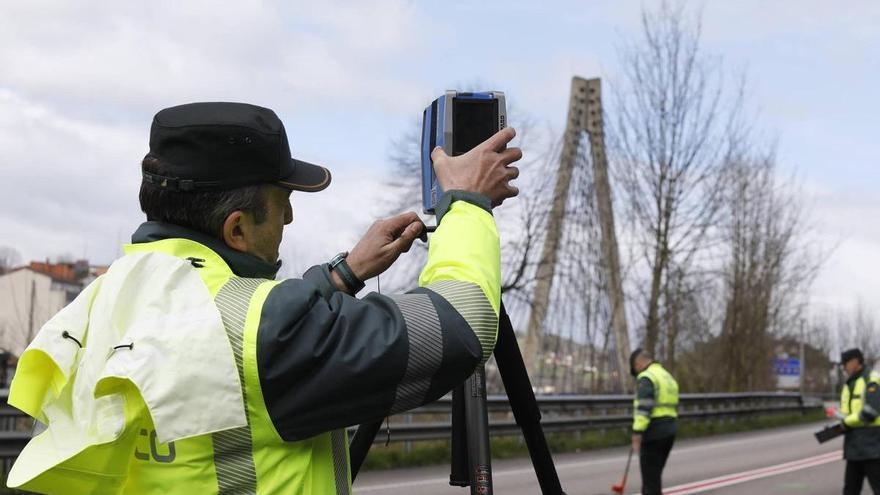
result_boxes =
[841,348,864,365]
[144,102,331,193]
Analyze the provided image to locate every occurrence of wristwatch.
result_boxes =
[328,251,365,294]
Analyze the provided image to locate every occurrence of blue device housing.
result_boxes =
[421,91,506,214]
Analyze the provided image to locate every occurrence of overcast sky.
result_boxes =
[0,0,877,321]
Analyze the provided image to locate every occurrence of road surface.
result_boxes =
[353,421,859,494]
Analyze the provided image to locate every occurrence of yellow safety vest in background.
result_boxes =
[633,362,679,432]
[841,370,880,429]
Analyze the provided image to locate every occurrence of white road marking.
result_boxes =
[353,424,826,492]
[660,451,842,495]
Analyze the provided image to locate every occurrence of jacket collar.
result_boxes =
[131,221,281,279]
[847,367,869,387]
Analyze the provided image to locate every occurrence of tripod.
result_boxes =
[350,302,566,494]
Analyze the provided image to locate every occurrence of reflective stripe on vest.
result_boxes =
[213,277,262,493]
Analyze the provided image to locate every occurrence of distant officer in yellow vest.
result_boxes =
[630,348,679,495]
[839,348,880,494]
[7,102,522,494]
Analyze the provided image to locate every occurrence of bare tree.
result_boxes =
[0,246,22,274]
[799,315,837,395]
[717,151,819,391]
[611,2,741,358]
[837,302,880,369]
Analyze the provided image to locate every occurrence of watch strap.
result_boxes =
[331,256,365,294]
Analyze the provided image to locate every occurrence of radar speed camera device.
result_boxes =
[421,91,507,214]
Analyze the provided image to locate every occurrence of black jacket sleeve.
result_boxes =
[636,377,655,415]
[256,276,482,441]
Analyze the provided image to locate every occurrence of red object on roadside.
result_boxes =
[611,448,634,494]
[825,406,837,418]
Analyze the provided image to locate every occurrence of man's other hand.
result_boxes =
[431,127,522,207]
[631,434,642,453]
[338,212,425,290]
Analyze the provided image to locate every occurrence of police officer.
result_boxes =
[839,348,880,494]
[6,102,522,494]
[630,348,679,495]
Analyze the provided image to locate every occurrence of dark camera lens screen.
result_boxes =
[452,99,498,156]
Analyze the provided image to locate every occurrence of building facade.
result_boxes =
[0,260,105,356]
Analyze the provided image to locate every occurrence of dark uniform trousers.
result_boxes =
[844,459,880,495]
[640,434,675,495]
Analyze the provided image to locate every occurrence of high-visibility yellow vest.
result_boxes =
[9,198,502,494]
[841,370,880,429]
[9,238,349,494]
[633,362,679,432]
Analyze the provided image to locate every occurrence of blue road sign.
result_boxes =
[773,357,800,376]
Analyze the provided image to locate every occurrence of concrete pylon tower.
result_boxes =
[583,78,631,393]
[522,77,589,383]
[522,77,631,393]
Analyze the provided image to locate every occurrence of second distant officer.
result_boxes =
[839,348,880,495]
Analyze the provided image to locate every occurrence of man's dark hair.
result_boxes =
[139,155,268,239]
[629,348,654,377]
[841,348,865,366]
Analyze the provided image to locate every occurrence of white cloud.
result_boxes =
[0,0,432,267]
[0,0,429,118]
[0,90,144,262]
[807,184,880,319]
[0,0,876,323]
[0,86,396,270]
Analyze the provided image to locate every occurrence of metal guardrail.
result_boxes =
[357,392,822,443]
[0,390,29,477]
[0,390,822,466]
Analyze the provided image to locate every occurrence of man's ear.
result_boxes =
[222,211,249,253]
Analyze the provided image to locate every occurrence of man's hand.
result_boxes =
[631,433,642,453]
[431,127,522,207]
[330,212,425,293]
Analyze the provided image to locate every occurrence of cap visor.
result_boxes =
[277,158,331,192]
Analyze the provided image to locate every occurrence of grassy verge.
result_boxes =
[361,409,826,471]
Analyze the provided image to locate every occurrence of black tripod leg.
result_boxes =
[495,302,564,494]
[450,382,469,486]
[349,420,382,481]
[464,365,492,494]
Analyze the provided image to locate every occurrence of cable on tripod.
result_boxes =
[377,274,392,446]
